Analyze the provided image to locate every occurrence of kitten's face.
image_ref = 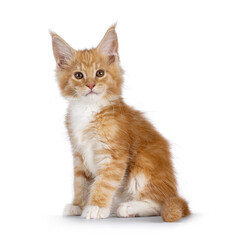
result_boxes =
[51,25,123,103]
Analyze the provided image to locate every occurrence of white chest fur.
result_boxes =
[68,100,106,175]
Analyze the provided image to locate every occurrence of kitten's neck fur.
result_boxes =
[68,95,120,114]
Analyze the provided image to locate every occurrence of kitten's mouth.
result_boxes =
[86,91,97,96]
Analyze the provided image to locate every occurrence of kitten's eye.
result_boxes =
[74,72,84,79]
[96,69,105,78]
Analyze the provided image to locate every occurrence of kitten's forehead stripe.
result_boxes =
[75,55,103,79]
[81,63,84,71]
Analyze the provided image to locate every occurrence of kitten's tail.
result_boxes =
[161,196,190,222]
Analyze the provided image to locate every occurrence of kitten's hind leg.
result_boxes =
[116,200,161,218]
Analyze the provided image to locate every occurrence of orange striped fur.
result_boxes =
[50,25,190,221]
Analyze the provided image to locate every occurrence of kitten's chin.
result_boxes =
[66,91,118,104]
[66,92,104,103]
[83,92,102,102]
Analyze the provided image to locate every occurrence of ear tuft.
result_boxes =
[97,24,119,64]
[50,31,75,69]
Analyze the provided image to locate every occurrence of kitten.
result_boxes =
[50,24,190,222]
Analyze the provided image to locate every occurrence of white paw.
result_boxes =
[82,205,110,219]
[63,204,82,216]
[116,202,136,218]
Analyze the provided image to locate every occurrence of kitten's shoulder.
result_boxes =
[98,98,143,124]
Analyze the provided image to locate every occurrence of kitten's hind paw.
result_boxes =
[63,204,82,216]
[116,202,136,218]
[82,205,110,219]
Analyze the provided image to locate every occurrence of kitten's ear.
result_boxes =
[96,24,119,64]
[50,31,76,69]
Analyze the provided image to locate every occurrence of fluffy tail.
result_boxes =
[161,196,190,222]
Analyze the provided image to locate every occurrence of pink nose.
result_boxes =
[86,84,95,90]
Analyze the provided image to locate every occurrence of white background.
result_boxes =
[0,0,240,239]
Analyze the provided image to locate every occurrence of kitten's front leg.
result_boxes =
[82,158,126,219]
[64,153,91,216]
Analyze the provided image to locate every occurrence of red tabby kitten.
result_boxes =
[50,25,190,222]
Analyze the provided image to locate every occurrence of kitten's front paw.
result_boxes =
[63,203,82,216]
[82,205,110,219]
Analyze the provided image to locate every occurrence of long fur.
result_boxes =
[51,25,190,222]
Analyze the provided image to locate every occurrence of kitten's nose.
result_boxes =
[86,84,96,90]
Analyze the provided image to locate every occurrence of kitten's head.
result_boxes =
[50,25,123,103]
